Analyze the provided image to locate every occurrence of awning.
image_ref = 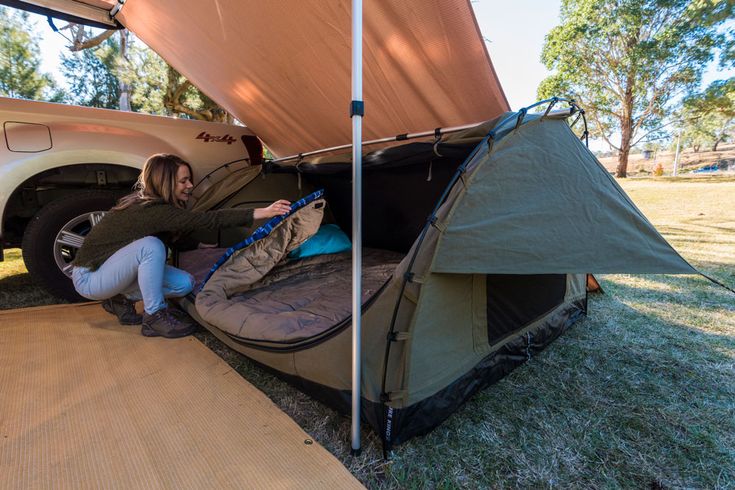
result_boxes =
[5,0,509,156]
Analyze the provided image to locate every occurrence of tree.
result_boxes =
[0,7,62,101]
[162,66,232,122]
[60,36,121,109]
[678,77,735,151]
[538,0,733,177]
[61,23,230,121]
[118,45,231,122]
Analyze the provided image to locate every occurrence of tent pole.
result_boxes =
[350,0,364,455]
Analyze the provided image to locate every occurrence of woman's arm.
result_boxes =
[254,200,291,220]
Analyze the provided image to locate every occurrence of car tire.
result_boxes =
[22,191,119,302]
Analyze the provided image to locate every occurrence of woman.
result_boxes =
[71,153,291,338]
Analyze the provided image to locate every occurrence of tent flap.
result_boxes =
[432,117,696,275]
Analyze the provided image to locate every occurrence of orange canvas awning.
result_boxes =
[11,0,509,156]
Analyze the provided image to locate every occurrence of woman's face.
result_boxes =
[175,164,194,203]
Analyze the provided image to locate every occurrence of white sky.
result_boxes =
[26,1,735,149]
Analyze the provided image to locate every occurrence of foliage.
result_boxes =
[64,24,230,121]
[116,36,168,114]
[677,77,735,151]
[159,65,229,122]
[0,7,63,101]
[60,36,121,109]
[538,0,734,177]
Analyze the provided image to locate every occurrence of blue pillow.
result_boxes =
[288,224,351,259]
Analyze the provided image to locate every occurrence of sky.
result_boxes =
[25,0,735,146]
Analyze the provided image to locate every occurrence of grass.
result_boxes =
[1,177,733,488]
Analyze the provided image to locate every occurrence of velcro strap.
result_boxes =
[430,216,447,232]
[388,332,411,342]
[382,390,408,402]
[403,290,418,304]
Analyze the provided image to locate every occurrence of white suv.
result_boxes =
[1,96,261,300]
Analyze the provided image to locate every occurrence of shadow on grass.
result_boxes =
[599,272,735,307]
[0,272,64,310]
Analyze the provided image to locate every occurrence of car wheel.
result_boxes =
[22,191,119,302]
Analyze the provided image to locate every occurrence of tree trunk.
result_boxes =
[616,118,632,178]
[615,82,635,178]
[118,30,131,111]
[712,138,721,151]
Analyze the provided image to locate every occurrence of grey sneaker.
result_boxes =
[102,295,143,325]
[141,307,197,338]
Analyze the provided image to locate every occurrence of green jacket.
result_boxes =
[72,200,253,271]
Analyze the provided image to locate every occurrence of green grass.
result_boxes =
[0,248,66,309]
[1,177,733,488]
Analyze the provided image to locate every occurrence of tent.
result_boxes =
[174,106,694,449]
[4,1,697,451]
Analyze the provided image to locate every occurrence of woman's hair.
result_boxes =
[113,153,193,210]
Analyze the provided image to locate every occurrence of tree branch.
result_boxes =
[69,29,115,52]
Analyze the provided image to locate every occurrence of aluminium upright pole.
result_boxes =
[673,131,681,177]
[350,0,364,455]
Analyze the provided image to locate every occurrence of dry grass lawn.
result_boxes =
[598,143,735,175]
[1,176,733,488]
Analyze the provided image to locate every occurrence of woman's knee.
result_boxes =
[168,271,195,296]
[136,236,166,260]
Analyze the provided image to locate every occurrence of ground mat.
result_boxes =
[0,303,362,489]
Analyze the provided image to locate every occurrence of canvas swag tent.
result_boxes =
[171,104,695,448]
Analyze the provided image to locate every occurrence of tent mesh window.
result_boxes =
[486,274,567,345]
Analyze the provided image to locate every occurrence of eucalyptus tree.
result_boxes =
[679,77,735,151]
[60,36,122,109]
[0,7,61,101]
[62,23,229,121]
[538,0,733,177]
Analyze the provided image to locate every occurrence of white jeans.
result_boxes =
[72,236,195,314]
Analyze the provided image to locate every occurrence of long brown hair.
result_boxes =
[114,154,193,210]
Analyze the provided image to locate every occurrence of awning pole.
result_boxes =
[350,0,364,455]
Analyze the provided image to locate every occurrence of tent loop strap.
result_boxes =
[526,332,533,361]
[402,290,419,304]
[514,108,527,130]
[429,216,446,232]
[110,0,125,18]
[580,130,589,144]
[387,332,410,342]
[404,271,425,284]
[486,130,496,154]
[432,127,443,158]
[295,153,304,190]
[380,391,407,403]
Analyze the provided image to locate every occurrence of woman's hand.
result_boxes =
[254,199,291,220]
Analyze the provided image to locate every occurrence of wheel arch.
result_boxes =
[1,159,140,247]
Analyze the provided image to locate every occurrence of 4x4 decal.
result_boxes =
[196,131,236,144]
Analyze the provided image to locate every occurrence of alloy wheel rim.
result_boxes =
[53,211,106,277]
